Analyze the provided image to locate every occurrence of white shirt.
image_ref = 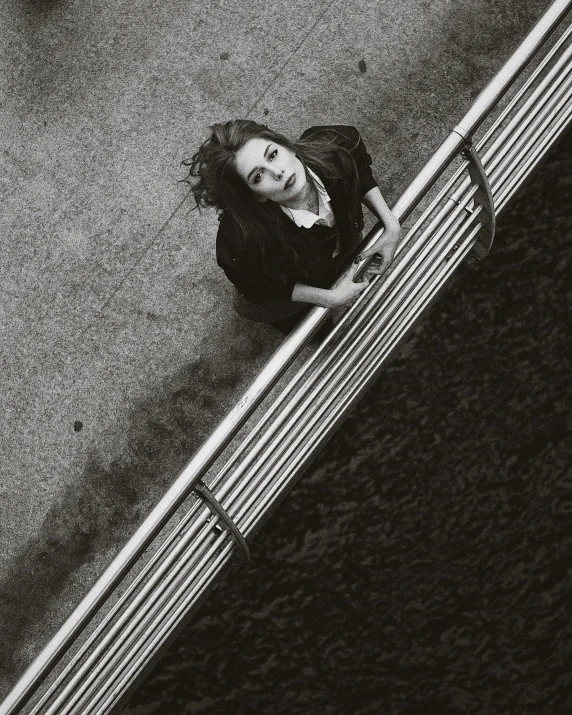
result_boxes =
[280,168,336,229]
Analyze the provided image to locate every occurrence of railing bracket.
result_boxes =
[193,482,251,563]
[461,141,496,267]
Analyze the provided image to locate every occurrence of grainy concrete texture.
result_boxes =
[0,0,548,694]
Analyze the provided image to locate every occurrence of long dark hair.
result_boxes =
[182,120,359,276]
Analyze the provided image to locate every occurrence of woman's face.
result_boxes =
[233,137,307,204]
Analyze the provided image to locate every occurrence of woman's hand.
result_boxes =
[327,272,370,308]
[359,186,402,275]
[292,276,368,309]
[355,226,401,276]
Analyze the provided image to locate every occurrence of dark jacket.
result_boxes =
[216,125,378,322]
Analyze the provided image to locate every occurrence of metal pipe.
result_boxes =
[485,42,572,181]
[240,230,482,538]
[477,22,572,150]
[228,211,484,529]
[494,83,572,206]
[89,543,237,715]
[392,0,572,221]
[55,532,228,715]
[217,188,479,516]
[489,54,572,180]
[82,539,237,715]
[419,38,572,247]
[29,495,211,715]
[42,515,221,715]
[495,98,572,212]
[224,201,479,523]
[423,41,572,266]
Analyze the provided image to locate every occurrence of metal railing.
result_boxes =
[3,0,572,712]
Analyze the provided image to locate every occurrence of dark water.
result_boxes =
[123,131,572,715]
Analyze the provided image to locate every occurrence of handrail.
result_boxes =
[393,0,572,218]
[2,1,572,713]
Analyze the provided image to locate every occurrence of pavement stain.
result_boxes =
[0,323,267,676]
[438,0,546,85]
[24,0,61,13]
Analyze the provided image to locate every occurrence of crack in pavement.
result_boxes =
[245,0,340,118]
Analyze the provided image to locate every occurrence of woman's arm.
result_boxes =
[362,187,400,234]
[217,218,296,304]
[292,273,369,309]
[357,186,401,272]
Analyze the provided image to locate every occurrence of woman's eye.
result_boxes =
[269,149,277,160]
[253,171,263,184]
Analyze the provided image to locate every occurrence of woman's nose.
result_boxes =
[273,169,284,181]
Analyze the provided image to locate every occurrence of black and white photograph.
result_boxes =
[1,1,571,713]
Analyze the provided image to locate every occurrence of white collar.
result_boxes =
[280,168,334,228]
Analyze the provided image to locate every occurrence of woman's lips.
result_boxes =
[284,173,296,190]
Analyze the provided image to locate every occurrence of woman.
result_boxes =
[184,120,401,333]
